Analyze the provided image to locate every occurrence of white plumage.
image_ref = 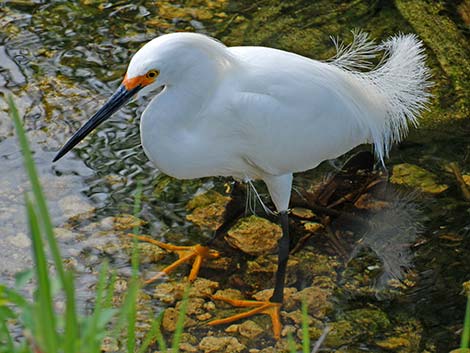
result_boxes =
[134,31,431,211]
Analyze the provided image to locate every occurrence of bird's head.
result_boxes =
[53,32,230,162]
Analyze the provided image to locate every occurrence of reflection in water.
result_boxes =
[353,188,422,288]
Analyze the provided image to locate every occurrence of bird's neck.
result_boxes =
[151,58,230,129]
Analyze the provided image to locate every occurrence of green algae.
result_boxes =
[395,0,470,119]
[225,215,282,256]
[390,163,449,194]
[186,190,231,230]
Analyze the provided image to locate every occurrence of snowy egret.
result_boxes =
[53,31,431,338]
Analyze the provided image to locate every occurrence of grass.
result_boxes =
[461,282,470,351]
[1,96,189,353]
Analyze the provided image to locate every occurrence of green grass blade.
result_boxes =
[286,331,297,353]
[9,94,79,353]
[103,271,117,310]
[64,271,78,353]
[154,312,167,352]
[461,283,470,349]
[26,197,57,353]
[8,95,67,285]
[132,182,143,235]
[127,182,143,353]
[171,285,190,353]
[137,316,161,353]
[301,297,310,353]
[83,261,110,353]
[0,320,15,353]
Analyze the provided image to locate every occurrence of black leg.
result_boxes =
[204,181,245,246]
[270,210,290,303]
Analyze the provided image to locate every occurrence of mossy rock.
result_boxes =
[344,308,391,335]
[390,163,448,194]
[375,317,423,352]
[186,190,231,229]
[326,308,391,348]
[225,215,282,256]
[325,320,356,347]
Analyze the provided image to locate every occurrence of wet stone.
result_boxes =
[291,207,316,219]
[100,336,119,352]
[302,221,324,233]
[257,348,277,353]
[153,282,186,305]
[190,277,220,297]
[325,320,355,347]
[376,336,412,350]
[463,174,470,186]
[53,227,77,240]
[225,215,282,256]
[390,163,448,194]
[291,286,333,318]
[245,255,298,289]
[281,324,296,337]
[202,256,232,271]
[225,324,239,333]
[198,336,246,353]
[135,242,166,264]
[180,342,198,352]
[7,232,30,248]
[186,190,231,230]
[196,312,212,321]
[284,309,315,326]
[153,277,218,304]
[101,214,147,231]
[238,320,264,339]
[162,307,197,332]
[58,195,95,220]
[179,297,206,316]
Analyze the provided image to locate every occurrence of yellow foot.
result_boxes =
[127,234,220,284]
[209,296,282,339]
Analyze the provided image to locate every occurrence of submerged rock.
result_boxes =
[375,318,423,352]
[100,214,147,231]
[134,242,166,264]
[225,216,282,256]
[58,195,95,221]
[186,190,231,230]
[291,207,316,219]
[198,336,246,353]
[390,163,448,194]
[245,255,298,289]
[162,307,197,332]
[225,320,264,339]
[153,277,219,304]
[291,286,333,318]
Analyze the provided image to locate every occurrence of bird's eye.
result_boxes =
[146,70,159,79]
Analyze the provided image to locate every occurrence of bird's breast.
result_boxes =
[140,117,249,180]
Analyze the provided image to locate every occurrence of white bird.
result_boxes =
[53,31,431,338]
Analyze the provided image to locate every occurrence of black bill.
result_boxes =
[53,84,141,162]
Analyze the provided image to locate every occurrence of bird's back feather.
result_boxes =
[226,32,431,175]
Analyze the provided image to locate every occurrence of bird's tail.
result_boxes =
[331,32,432,163]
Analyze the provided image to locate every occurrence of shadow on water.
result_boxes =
[1,0,470,351]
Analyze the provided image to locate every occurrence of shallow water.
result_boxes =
[1,1,470,352]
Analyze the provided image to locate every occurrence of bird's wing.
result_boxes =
[225,46,372,176]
